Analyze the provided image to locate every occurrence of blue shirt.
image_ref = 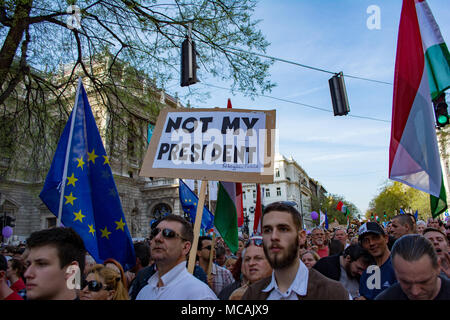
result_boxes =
[359,256,397,300]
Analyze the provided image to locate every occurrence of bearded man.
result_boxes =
[242,202,349,300]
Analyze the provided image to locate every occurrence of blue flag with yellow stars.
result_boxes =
[39,79,135,271]
[179,179,214,231]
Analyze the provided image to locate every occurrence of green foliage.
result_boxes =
[367,180,431,221]
[310,193,359,226]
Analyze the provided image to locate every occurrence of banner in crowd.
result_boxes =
[140,107,276,183]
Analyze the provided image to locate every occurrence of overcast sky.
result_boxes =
[169,0,450,216]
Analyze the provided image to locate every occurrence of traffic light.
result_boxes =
[5,215,15,227]
[180,35,199,87]
[434,101,449,128]
[329,72,350,116]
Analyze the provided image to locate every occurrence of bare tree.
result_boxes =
[0,0,274,180]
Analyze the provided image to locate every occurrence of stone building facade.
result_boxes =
[0,60,186,243]
[242,153,327,232]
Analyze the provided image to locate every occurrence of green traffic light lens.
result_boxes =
[438,115,448,124]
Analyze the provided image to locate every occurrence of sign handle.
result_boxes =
[187,180,207,274]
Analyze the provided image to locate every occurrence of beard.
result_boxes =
[264,236,299,270]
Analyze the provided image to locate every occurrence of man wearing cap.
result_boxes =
[356,222,397,300]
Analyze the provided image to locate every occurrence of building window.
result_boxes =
[253,190,256,199]
[265,188,270,197]
[46,217,57,228]
[275,168,280,177]
[276,187,281,196]
[243,191,246,200]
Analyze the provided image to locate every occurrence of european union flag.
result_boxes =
[179,179,214,231]
[39,79,135,271]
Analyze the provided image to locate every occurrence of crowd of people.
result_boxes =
[1,203,449,300]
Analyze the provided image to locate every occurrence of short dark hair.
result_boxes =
[26,227,86,274]
[391,234,439,269]
[197,236,212,251]
[133,242,150,267]
[343,244,374,265]
[152,214,194,243]
[262,202,303,231]
[392,214,415,231]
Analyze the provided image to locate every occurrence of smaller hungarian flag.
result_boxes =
[336,201,349,215]
[214,181,239,254]
[253,184,262,235]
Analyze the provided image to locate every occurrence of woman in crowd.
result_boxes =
[80,264,129,300]
[301,250,320,269]
[103,258,128,291]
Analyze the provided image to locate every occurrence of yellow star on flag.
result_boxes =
[100,226,111,239]
[115,218,126,232]
[73,210,85,223]
[64,192,77,206]
[103,155,110,165]
[88,149,98,164]
[67,173,78,187]
[76,157,85,170]
[88,224,96,237]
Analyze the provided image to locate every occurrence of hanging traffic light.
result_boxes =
[329,72,350,116]
[180,29,199,87]
[434,101,449,128]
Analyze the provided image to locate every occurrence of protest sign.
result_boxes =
[140,107,276,183]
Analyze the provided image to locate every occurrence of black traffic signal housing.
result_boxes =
[434,101,449,128]
[5,215,15,227]
[329,72,350,116]
[180,35,199,87]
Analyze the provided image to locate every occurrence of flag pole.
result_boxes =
[188,179,207,274]
[57,77,82,227]
[206,233,216,283]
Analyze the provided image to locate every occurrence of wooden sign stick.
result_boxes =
[187,180,207,274]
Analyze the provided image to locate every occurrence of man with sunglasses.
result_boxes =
[242,202,349,300]
[197,236,234,296]
[136,214,217,300]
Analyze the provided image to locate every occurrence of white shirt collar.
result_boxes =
[149,261,187,287]
[262,259,309,297]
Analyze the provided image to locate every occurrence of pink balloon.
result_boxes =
[310,211,319,220]
[2,226,13,238]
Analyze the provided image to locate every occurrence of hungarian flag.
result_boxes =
[214,181,239,253]
[226,98,244,227]
[253,184,262,234]
[336,201,349,215]
[389,0,449,217]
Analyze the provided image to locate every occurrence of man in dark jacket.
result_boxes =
[313,244,373,299]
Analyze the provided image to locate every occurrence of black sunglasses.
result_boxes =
[245,238,263,247]
[202,245,212,251]
[82,280,112,292]
[150,227,187,241]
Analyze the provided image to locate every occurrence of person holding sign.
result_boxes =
[136,215,217,300]
[197,236,234,296]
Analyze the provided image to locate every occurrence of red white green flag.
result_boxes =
[389,0,449,217]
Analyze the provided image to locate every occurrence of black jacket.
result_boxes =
[312,254,342,281]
